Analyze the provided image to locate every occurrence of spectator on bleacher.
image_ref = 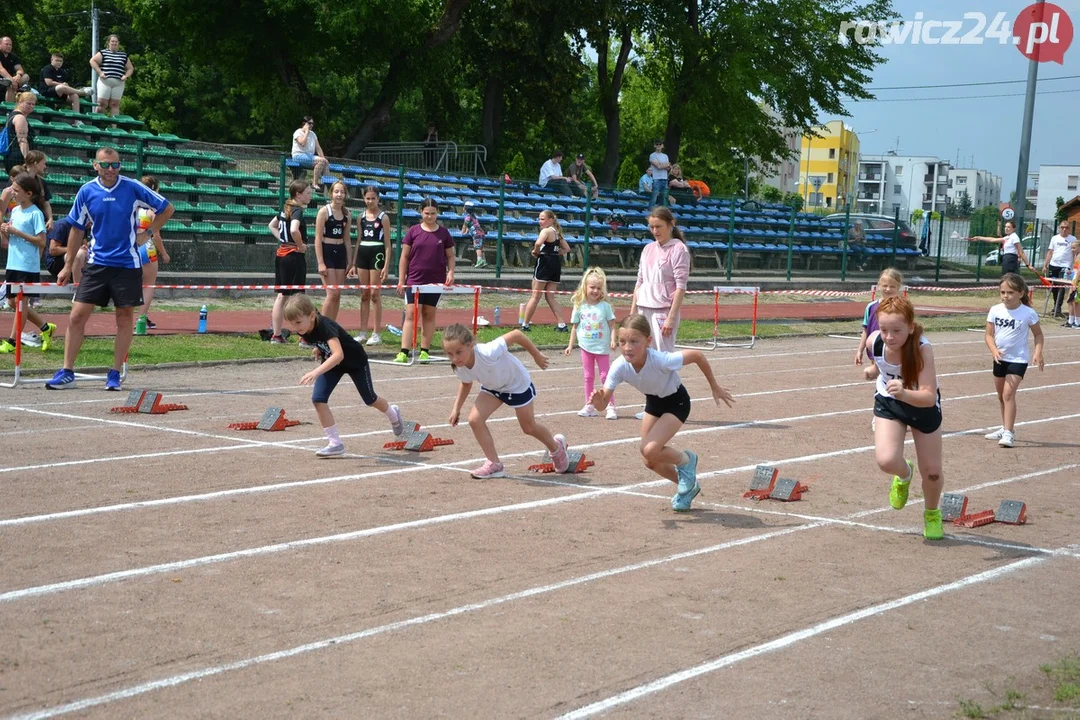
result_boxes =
[134,175,171,330]
[0,37,30,103]
[267,180,312,345]
[291,116,328,192]
[2,92,36,173]
[648,139,670,207]
[521,209,571,333]
[638,166,653,195]
[40,53,90,114]
[687,178,710,200]
[667,164,695,205]
[461,200,488,268]
[630,205,689,354]
[394,198,455,363]
[538,150,572,196]
[567,154,599,200]
[422,123,439,168]
[350,185,391,346]
[46,216,85,284]
[314,180,352,322]
[89,35,133,117]
[45,146,174,390]
[847,220,867,271]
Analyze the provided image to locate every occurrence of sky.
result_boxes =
[830,0,1080,198]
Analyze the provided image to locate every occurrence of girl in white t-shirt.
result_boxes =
[443,324,569,478]
[565,267,617,419]
[983,273,1044,448]
[968,220,1032,276]
[590,314,734,512]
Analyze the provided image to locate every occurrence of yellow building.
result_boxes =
[798,120,861,211]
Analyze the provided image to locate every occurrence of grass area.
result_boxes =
[1,312,990,373]
[952,653,1080,718]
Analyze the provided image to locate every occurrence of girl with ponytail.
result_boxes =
[521,208,571,332]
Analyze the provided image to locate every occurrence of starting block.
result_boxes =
[383,429,454,451]
[109,390,188,415]
[743,464,779,500]
[940,493,969,522]
[228,407,301,431]
[769,477,809,502]
[529,449,594,474]
[949,497,1027,528]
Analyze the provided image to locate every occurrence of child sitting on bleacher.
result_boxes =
[461,200,488,269]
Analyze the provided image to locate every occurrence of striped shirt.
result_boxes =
[98,49,128,79]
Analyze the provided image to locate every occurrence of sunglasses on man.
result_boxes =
[96,161,122,169]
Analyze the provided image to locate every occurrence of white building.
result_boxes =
[1033,165,1080,221]
[856,152,950,218]
[753,104,800,195]
[945,168,1001,210]
[854,156,898,215]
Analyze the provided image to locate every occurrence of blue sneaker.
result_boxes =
[676,450,698,495]
[672,481,701,512]
[105,369,122,391]
[44,368,77,390]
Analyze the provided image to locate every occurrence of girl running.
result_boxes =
[564,267,617,419]
[350,185,391,345]
[268,180,312,344]
[283,294,404,457]
[521,209,570,332]
[863,296,945,540]
[983,273,1044,448]
[855,268,903,365]
[134,175,170,330]
[443,323,569,478]
[968,221,1033,276]
[590,314,734,512]
[314,180,352,322]
[0,173,56,353]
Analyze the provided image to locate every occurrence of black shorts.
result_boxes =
[75,264,143,308]
[874,393,942,435]
[993,360,1028,378]
[46,255,64,278]
[4,269,40,300]
[1068,289,1077,304]
[644,384,692,423]
[404,288,441,307]
[534,254,562,283]
[311,361,377,405]
[355,244,386,271]
[1001,254,1020,275]
[321,242,347,270]
[275,251,307,296]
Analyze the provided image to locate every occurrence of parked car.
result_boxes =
[824,213,918,247]
[983,236,1040,265]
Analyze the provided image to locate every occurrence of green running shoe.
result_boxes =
[889,459,914,510]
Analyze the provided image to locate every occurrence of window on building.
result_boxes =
[826,196,833,208]
[827,172,834,183]
[895,165,903,175]
[894,184,902,194]
[956,177,967,185]
[1069,175,1079,191]
[829,148,836,159]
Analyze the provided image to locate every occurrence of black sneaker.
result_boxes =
[554,325,570,333]
[145,317,157,329]
[520,324,531,332]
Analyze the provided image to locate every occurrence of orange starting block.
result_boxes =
[110,390,188,415]
[228,407,300,431]
[528,450,594,474]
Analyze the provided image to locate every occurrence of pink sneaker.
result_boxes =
[551,434,569,473]
[470,460,506,478]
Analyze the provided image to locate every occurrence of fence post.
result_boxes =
[935,210,946,283]
[785,204,796,282]
[840,204,852,282]
[394,165,405,271]
[495,176,506,280]
[890,205,900,266]
[582,186,593,270]
[725,200,736,281]
[135,139,145,181]
[277,153,287,210]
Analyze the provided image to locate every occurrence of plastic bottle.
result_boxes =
[493,306,501,326]
[135,315,147,336]
[518,303,526,326]
[198,305,208,334]
[386,323,403,337]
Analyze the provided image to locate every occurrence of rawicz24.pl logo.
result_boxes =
[838,3,1074,63]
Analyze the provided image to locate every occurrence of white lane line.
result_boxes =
[9,476,1072,720]
[554,555,1053,719]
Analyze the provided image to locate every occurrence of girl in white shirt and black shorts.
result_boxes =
[969,221,1032,276]
[983,273,1044,448]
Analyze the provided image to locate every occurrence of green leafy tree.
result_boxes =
[503,151,527,181]
[616,156,642,190]
[758,185,784,203]
[910,208,924,222]
[1055,196,1067,223]
[956,190,974,217]
[783,192,804,212]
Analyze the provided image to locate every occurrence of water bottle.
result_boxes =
[386,323,402,337]
[493,306,501,326]
[518,303,526,326]
[198,305,208,334]
[135,315,147,336]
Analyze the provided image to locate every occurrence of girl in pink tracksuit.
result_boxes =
[631,205,691,352]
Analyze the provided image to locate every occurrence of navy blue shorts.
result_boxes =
[481,382,536,408]
[312,363,378,405]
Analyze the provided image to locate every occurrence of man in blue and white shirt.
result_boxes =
[46,146,173,390]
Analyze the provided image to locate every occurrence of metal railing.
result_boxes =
[351,142,488,177]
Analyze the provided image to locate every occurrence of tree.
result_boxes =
[910,208,924,222]
[783,192,805,212]
[956,190,974,217]
[616,157,642,190]
[1055,196,1067,223]
[758,185,784,203]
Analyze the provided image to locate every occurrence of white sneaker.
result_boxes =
[605,406,618,420]
[316,442,345,457]
[366,332,382,346]
[20,332,42,347]
[984,427,1005,440]
[577,404,598,417]
[635,411,645,420]
[353,332,368,343]
[998,430,1015,448]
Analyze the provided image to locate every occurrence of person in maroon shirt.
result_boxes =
[395,198,455,362]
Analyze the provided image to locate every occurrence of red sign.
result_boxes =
[1014,3,1073,63]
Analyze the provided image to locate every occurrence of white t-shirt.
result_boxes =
[570,300,615,355]
[1048,234,1076,268]
[986,303,1040,364]
[454,337,532,394]
[868,332,937,402]
[649,152,669,181]
[1002,232,1021,257]
[291,128,318,156]
[605,348,684,398]
[538,159,562,187]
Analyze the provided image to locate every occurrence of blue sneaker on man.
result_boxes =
[676,450,698,495]
[44,368,77,390]
[105,369,122,391]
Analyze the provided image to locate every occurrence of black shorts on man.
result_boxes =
[75,264,143,308]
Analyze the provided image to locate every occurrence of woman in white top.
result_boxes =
[89,34,133,117]
[1042,220,1077,318]
[968,220,1032,276]
[291,116,329,192]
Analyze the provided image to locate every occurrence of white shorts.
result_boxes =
[96,77,125,101]
[640,306,681,352]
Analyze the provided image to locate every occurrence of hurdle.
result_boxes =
[0,283,128,389]
[674,286,758,351]
[370,284,480,366]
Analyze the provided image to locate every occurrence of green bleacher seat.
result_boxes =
[188,221,218,233]
[162,181,197,192]
[195,202,224,213]
[170,201,195,213]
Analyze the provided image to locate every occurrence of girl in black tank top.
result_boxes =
[314,181,352,321]
[352,185,390,346]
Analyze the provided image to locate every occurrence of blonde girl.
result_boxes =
[521,209,571,332]
[267,180,312,343]
[314,180,352,321]
[855,268,903,365]
[863,296,945,540]
[983,273,1044,448]
[564,267,618,419]
[133,175,170,329]
[350,185,391,345]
